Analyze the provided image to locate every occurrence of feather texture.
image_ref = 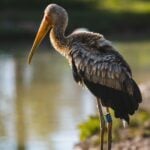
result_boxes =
[68,32,142,122]
[69,33,133,94]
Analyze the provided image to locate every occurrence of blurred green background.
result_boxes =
[0,0,150,150]
[1,0,150,40]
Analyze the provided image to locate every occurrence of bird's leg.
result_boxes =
[96,98,106,150]
[105,107,112,150]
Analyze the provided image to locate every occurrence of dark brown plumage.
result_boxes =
[69,32,142,123]
[28,4,142,150]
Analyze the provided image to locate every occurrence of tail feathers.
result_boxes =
[111,90,140,123]
[84,79,142,123]
[132,79,142,103]
[115,111,130,124]
[113,79,142,123]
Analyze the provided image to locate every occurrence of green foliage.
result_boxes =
[99,0,150,13]
[1,0,150,39]
[78,109,150,142]
[78,116,100,141]
[78,113,122,141]
[1,0,150,13]
[130,109,150,127]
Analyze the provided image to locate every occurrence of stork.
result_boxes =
[28,4,142,150]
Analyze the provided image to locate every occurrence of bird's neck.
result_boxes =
[50,26,70,57]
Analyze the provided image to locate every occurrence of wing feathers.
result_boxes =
[71,46,134,95]
[69,34,142,123]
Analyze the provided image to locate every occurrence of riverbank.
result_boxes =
[74,136,150,150]
[74,82,150,150]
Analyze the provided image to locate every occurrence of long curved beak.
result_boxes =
[28,15,51,64]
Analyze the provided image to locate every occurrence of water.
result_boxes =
[0,41,149,150]
[0,51,96,150]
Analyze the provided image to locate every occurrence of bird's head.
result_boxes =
[28,4,68,64]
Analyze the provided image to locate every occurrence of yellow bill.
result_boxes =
[28,15,51,64]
